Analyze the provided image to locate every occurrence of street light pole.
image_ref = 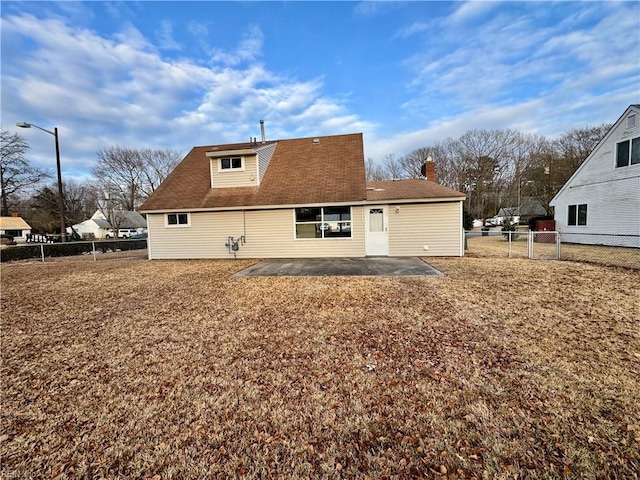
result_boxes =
[16,122,66,242]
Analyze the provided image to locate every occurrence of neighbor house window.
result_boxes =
[567,204,587,226]
[294,206,352,239]
[220,157,242,170]
[166,213,189,227]
[616,137,640,167]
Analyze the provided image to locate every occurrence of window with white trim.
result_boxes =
[166,213,189,227]
[220,157,243,170]
[295,207,352,239]
[567,204,587,226]
[616,137,640,167]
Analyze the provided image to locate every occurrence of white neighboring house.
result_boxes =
[69,210,147,239]
[549,104,640,247]
[68,216,112,239]
[0,215,32,242]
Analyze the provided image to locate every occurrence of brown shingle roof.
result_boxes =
[141,134,366,211]
[254,134,366,206]
[140,134,465,212]
[366,179,466,202]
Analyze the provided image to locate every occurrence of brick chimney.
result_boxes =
[420,157,437,183]
[10,212,20,217]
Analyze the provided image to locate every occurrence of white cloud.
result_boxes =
[211,25,263,66]
[156,20,181,51]
[447,1,500,25]
[394,21,430,39]
[1,13,372,177]
[399,1,639,131]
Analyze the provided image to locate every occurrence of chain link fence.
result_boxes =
[558,233,639,269]
[0,238,147,263]
[466,229,639,269]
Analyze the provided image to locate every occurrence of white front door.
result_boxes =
[365,205,389,256]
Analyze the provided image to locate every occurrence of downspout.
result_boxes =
[460,200,465,257]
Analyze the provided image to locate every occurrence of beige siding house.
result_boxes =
[141,133,466,259]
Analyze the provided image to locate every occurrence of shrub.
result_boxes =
[0,245,43,262]
[0,239,147,263]
[501,218,517,238]
[463,204,474,231]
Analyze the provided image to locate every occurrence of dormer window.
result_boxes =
[220,157,243,170]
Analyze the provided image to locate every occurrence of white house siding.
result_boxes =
[257,143,277,184]
[552,176,640,247]
[211,154,259,189]
[147,206,365,259]
[387,202,464,256]
[551,107,640,247]
[70,219,110,239]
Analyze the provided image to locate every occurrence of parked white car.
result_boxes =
[105,228,139,238]
[487,216,520,226]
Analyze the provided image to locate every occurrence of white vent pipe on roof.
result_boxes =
[260,119,265,143]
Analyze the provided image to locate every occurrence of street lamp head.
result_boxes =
[16,122,32,128]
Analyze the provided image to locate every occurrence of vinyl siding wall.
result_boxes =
[551,109,640,247]
[257,143,277,184]
[211,154,258,188]
[387,202,463,256]
[147,207,365,259]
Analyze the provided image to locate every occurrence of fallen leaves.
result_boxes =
[1,256,638,478]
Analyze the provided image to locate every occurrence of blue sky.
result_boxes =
[1,1,639,180]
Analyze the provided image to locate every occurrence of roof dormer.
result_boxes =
[206,148,258,189]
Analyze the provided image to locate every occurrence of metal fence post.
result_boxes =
[528,231,533,259]
[40,244,45,262]
[556,232,561,260]
[92,241,97,261]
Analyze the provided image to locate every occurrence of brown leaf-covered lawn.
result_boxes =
[1,253,638,479]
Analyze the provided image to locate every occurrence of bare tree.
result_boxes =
[25,185,59,234]
[522,125,610,215]
[365,158,387,181]
[139,148,182,196]
[92,146,182,210]
[398,144,451,182]
[382,153,403,180]
[64,179,101,227]
[0,129,50,216]
[363,124,610,220]
[552,124,611,186]
[92,147,145,211]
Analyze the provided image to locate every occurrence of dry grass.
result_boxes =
[466,232,640,269]
[1,254,638,479]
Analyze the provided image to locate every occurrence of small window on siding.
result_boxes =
[568,205,577,226]
[567,204,587,226]
[220,157,242,170]
[166,213,189,227]
[632,138,640,165]
[577,204,587,226]
[628,115,636,128]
